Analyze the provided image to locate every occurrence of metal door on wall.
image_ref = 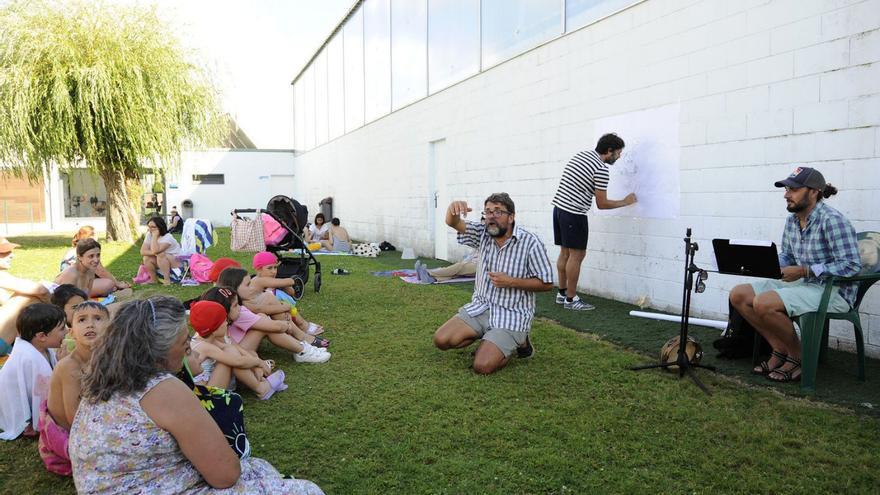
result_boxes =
[429,139,448,261]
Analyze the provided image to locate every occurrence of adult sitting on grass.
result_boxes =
[433,193,554,374]
[69,296,325,494]
[320,217,352,253]
[729,167,861,383]
[59,226,129,296]
[55,239,130,300]
[0,237,50,357]
[139,216,183,285]
[304,213,329,243]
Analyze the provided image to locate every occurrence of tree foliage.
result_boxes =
[0,0,226,239]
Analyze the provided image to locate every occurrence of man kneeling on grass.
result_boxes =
[433,193,554,374]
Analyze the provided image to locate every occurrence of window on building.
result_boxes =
[481,0,562,69]
[314,49,329,146]
[391,0,427,110]
[303,65,316,149]
[344,6,365,132]
[566,0,638,32]
[328,33,345,141]
[62,169,107,218]
[192,174,225,185]
[428,0,480,94]
[364,0,391,123]
[293,80,305,150]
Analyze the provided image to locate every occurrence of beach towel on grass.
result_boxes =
[0,338,56,440]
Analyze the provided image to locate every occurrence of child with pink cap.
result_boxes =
[189,298,286,400]
[250,251,328,339]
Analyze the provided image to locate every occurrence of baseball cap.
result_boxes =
[0,237,20,254]
[189,300,227,338]
[252,251,277,270]
[774,167,826,190]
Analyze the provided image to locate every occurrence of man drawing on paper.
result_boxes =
[729,167,860,383]
[433,193,554,374]
[551,133,637,311]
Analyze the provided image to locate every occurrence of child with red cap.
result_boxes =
[189,298,286,400]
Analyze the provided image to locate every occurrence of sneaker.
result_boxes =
[555,293,566,305]
[517,336,535,359]
[294,342,331,363]
[564,296,595,311]
[416,263,436,284]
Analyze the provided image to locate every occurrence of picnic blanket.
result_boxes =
[371,269,416,277]
[286,249,353,256]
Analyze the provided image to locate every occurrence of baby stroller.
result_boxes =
[231,195,321,296]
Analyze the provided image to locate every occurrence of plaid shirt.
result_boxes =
[458,220,554,332]
[779,202,861,305]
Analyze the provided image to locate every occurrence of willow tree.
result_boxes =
[0,0,226,241]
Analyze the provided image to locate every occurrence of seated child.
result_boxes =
[240,255,330,340]
[204,281,330,364]
[50,284,89,358]
[41,302,109,475]
[59,226,130,296]
[0,304,66,440]
[0,237,51,357]
[189,299,287,400]
[55,239,128,298]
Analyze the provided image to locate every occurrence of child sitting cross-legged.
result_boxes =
[202,284,329,364]
[189,298,287,400]
[40,301,109,475]
[0,304,67,440]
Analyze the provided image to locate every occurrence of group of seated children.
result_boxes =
[0,243,333,492]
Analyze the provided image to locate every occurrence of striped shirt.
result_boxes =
[551,150,610,215]
[458,220,554,332]
[779,201,861,305]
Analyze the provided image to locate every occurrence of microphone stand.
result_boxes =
[631,228,717,395]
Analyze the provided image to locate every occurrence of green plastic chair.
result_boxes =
[752,231,880,393]
[798,231,880,393]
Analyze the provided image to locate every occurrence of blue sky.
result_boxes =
[147,0,354,149]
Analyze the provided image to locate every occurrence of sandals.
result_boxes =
[752,350,787,375]
[306,322,324,336]
[767,356,801,383]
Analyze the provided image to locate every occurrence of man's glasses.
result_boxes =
[482,210,511,218]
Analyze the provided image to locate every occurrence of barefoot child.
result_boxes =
[0,304,66,440]
[189,299,287,400]
[41,302,109,475]
[203,284,330,364]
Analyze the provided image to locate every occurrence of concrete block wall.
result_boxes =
[293,0,880,355]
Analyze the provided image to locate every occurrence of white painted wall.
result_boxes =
[165,150,296,227]
[292,0,880,355]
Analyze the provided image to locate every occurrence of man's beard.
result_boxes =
[786,195,811,213]
[486,224,508,237]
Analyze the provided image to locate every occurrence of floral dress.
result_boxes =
[69,373,323,494]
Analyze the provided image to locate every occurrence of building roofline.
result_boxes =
[290,0,363,86]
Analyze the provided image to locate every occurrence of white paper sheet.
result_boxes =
[594,104,681,219]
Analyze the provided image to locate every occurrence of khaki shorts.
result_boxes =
[750,278,851,317]
[456,307,528,358]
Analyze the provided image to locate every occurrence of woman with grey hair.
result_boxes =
[68,296,324,494]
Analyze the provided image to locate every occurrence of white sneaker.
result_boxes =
[555,293,566,304]
[294,342,331,363]
[564,296,595,311]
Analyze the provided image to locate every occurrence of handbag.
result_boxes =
[230,214,265,252]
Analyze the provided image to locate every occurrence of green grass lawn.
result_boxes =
[1,229,879,494]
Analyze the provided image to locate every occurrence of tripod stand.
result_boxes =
[631,228,717,394]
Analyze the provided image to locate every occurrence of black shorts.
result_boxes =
[553,206,589,250]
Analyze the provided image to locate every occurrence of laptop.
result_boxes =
[712,239,782,279]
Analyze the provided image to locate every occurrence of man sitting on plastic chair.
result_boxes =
[177,219,215,285]
[728,167,861,383]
